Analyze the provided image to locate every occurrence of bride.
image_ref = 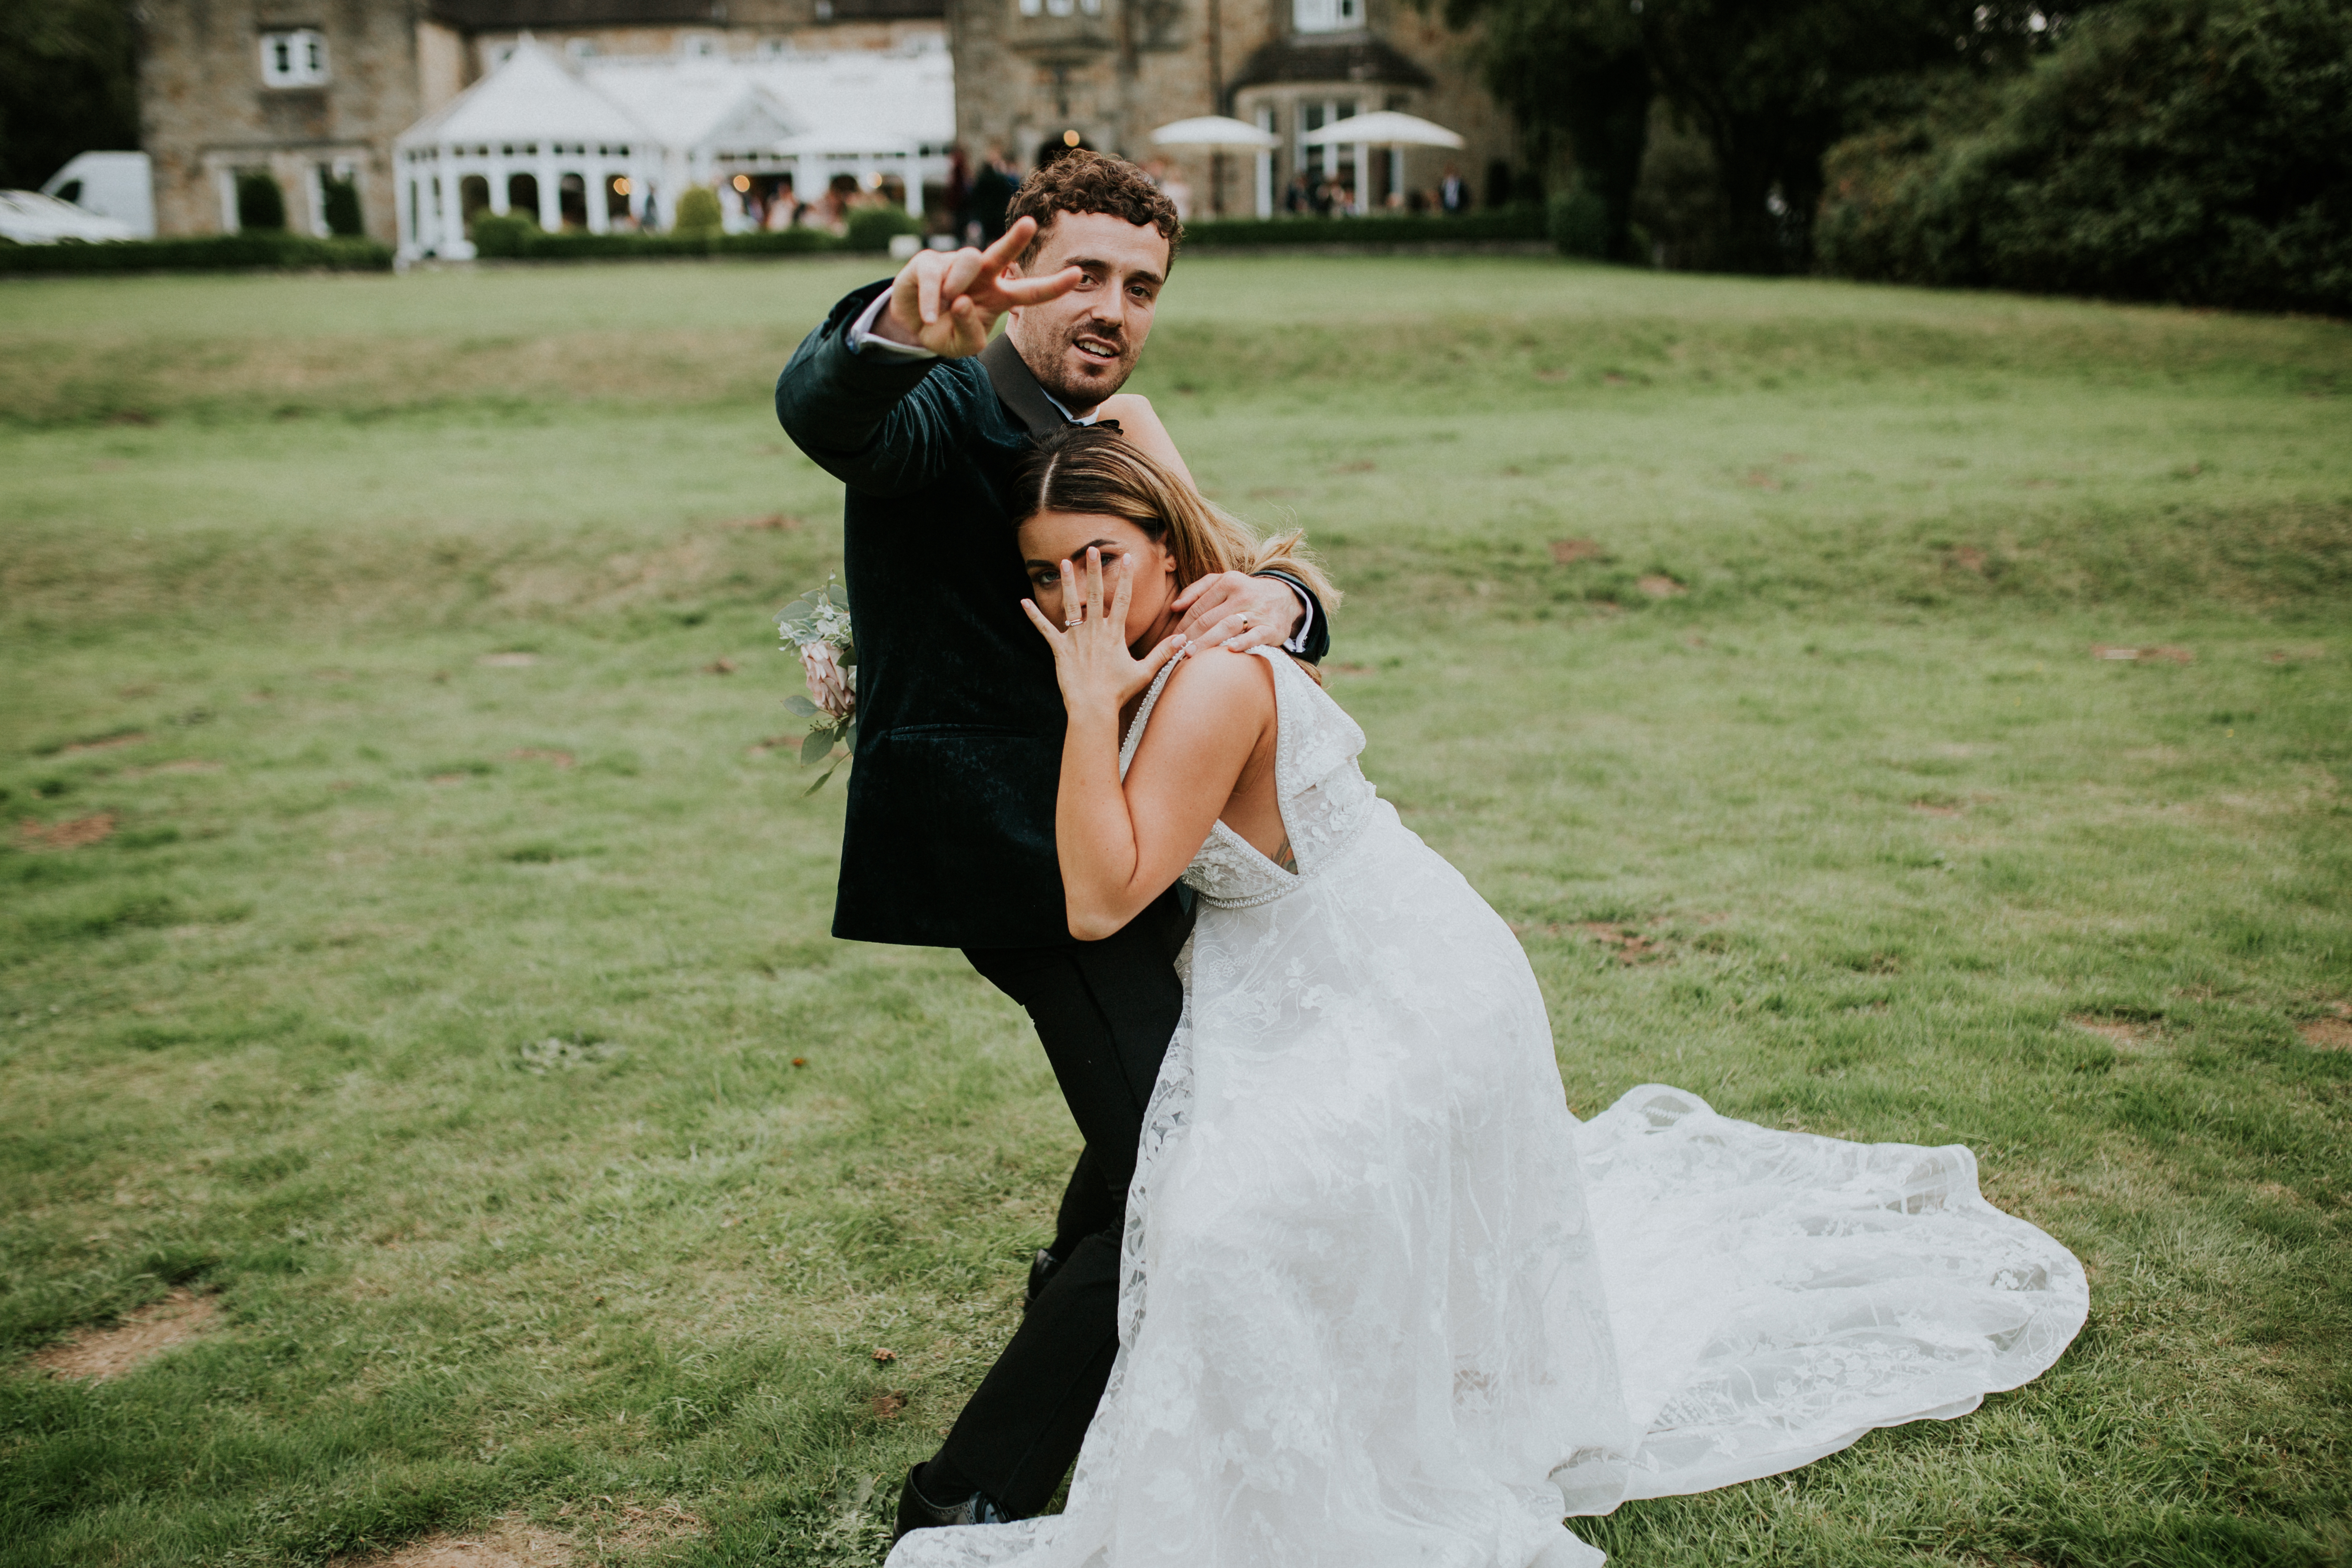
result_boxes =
[888,426,2086,1568]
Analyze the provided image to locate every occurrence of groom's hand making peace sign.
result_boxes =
[869,216,1082,358]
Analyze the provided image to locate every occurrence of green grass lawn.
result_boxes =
[2,255,2347,1568]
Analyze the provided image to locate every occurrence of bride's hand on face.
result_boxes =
[1022,546,1187,719]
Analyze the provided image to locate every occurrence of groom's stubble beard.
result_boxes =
[1009,311,1143,413]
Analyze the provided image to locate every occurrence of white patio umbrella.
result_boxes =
[1149,115,1281,151]
[1297,110,1465,149]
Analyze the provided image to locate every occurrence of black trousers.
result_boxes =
[940,887,1191,1517]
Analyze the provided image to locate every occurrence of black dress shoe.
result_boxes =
[891,1467,1010,1543]
[1024,1246,1064,1310]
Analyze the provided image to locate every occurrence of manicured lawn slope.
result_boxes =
[2,257,2347,1566]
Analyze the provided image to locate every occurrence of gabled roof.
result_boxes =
[589,66,803,151]
[1230,35,1435,91]
[746,46,953,152]
[398,37,650,147]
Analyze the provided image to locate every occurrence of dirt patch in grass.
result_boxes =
[31,1288,217,1381]
[478,652,540,668]
[332,1504,700,1567]
[508,749,575,769]
[1549,538,1604,564]
[1512,921,1673,964]
[2299,1015,2352,1051]
[1910,800,1964,817]
[2070,1014,2157,1052]
[332,1517,573,1568]
[18,813,117,851]
[722,513,802,532]
[61,731,147,754]
[1637,575,1687,599]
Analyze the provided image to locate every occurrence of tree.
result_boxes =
[1439,0,2055,272]
[0,0,138,192]
[1451,0,1652,260]
[1819,0,2352,313]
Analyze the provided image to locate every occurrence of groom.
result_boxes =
[773,153,1330,1539]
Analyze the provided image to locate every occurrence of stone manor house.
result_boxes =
[137,0,1515,246]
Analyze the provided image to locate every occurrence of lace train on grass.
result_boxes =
[888,650,2085,1568]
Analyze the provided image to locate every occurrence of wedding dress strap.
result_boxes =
[1119,656,1182,780]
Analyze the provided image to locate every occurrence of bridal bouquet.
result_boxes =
[776,574,855,794]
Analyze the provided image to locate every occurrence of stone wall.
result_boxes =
[140,0,434,243]
[137,0,949,243]
[949,0,1518,220]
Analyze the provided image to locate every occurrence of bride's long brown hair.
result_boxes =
[1014,425,1340,680]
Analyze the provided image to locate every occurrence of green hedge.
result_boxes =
[0,233,392,274]
[844,205,925,253]
[1181,205,1548,249]
[469,214,844,261]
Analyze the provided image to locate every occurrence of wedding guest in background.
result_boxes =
[1440,162,1469,214]
[1159,164,1192,222]
[946,146,971,241]
[969,148,1021,245]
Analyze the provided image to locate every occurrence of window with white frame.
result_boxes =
[259,29,328,87]
[1019,0,1104,17]
[1292,0,1360,32]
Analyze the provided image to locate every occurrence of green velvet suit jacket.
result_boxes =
[775,281,1328,949]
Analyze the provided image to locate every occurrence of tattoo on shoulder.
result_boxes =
[1275,837,1298,875]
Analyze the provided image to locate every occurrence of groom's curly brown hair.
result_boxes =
[1008,151,1183,270]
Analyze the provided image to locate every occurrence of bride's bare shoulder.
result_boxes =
[1153,644,1279,725]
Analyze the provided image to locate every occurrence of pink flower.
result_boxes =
[801,640,854,722]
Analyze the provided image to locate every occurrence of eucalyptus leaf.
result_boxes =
[842,720,858,751]
[803,761,841,796]
[800,729,836,766]
[783,695,819,717]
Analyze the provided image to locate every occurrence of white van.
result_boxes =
[39,151,156,238]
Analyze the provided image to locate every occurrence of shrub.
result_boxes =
[235,172,286,232]
[1817,0,2352,314]
[321,174,365,238]
[1549,189,1610,258]
[0,233,392,274]
[844,204,925,252]
[469,211,538,258]
[672,185,723,236]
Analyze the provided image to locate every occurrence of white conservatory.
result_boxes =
[394,35,954,260]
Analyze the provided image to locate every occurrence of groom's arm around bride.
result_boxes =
[772,152,1331,1539]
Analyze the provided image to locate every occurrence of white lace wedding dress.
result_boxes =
[889,647,2086,1568]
